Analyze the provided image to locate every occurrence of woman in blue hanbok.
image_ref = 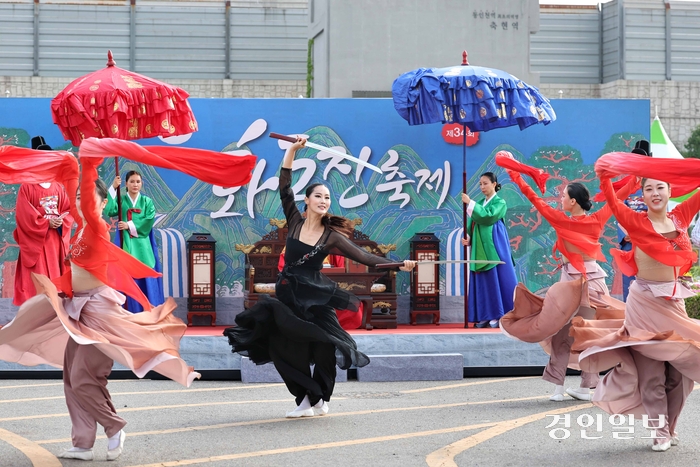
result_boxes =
[462,172,517,328]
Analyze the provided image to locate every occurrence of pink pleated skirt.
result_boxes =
[571,279,700,415]
[500,261,625,371]
[0,274,199,387]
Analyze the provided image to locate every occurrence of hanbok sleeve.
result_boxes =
[131,196,156,238]
[470,196,506,226]
[671,189,700,227]
[591,175,640,227]
[326,231,397,269]
[79,160,111,239]
[13,185,50,268]
[508,170,565,226]
[104,190,119,218]
[597,174,640,233]
[279,168,303,231]
[57,184,74,234]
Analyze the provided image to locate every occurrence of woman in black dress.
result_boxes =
[225,137,415,418]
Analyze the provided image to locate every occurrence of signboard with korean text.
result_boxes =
[0,98,649,299]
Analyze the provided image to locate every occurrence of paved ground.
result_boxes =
[0,375,698,466]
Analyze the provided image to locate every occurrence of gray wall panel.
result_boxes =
[671,9,700,81]
[230,8,307,80]
[0,3,307,80]
[531,12,600,84]
[624,7,666,80]
[38,5,130,77]
[602,0,620,83]
[135,5,227,79]
[0,4,36,75]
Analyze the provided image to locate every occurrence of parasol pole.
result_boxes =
[462,123,469,328]
[104,50,125,250]
[461,50,470,329]
[115,157,127,312]
[115,158,124,249]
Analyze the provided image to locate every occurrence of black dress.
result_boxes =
[224,167,397,406]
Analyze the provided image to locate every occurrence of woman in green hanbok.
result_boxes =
[106,171,164,312]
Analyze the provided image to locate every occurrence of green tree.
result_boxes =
[683,124,700,159]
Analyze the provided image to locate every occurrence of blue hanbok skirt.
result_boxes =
[114,229,165,313]
[468,221,517,323]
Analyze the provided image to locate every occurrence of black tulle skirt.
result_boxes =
[223,267,369,370]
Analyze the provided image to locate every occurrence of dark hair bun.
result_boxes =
[495,183,502,192]
[566,182,592,211]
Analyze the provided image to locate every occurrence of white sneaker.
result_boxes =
[671,435,679,446]
[652,440,672,452]
[313,401,329,416]
[549,384,565,402]
[285,406,315,418]
[106,430,125,461]
[58,449,94,461]
[566,387,592,401]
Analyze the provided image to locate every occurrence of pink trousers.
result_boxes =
[63,337,126,449]
[630,349,687,441]
[542,268,606,388]
[542,321,600,388]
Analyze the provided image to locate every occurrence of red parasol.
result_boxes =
[51,50,198,145]
[50,50,199,253]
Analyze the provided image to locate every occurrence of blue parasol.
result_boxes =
[392,51,556,327]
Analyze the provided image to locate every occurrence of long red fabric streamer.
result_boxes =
[596,152,700,198]
[494,151,549,194]
[0,146,79,188]
[78,138,257,188]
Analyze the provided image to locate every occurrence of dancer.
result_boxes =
[461,172,517,328]
[0,139,255,461]
[278,249,364,330]
[12,136,73,305]
[615,140,651,300]
[496,151,637,402]
[571,152,700,452]
[225,137,415,418]
[106,171,164,312]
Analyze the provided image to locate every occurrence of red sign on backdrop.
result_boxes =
[441,124,479,146]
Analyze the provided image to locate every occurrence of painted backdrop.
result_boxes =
[0,98,648,300]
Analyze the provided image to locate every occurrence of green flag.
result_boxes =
[650,116,684,159]
[650,116,696,203]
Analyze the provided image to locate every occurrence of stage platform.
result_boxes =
[0,324,551,378]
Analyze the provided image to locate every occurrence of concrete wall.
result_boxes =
[310,0,541,98]
[539,80,700,152]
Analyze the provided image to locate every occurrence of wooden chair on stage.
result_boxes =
[236,219,398,330]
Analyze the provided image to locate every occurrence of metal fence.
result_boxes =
[0,1,308,80]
